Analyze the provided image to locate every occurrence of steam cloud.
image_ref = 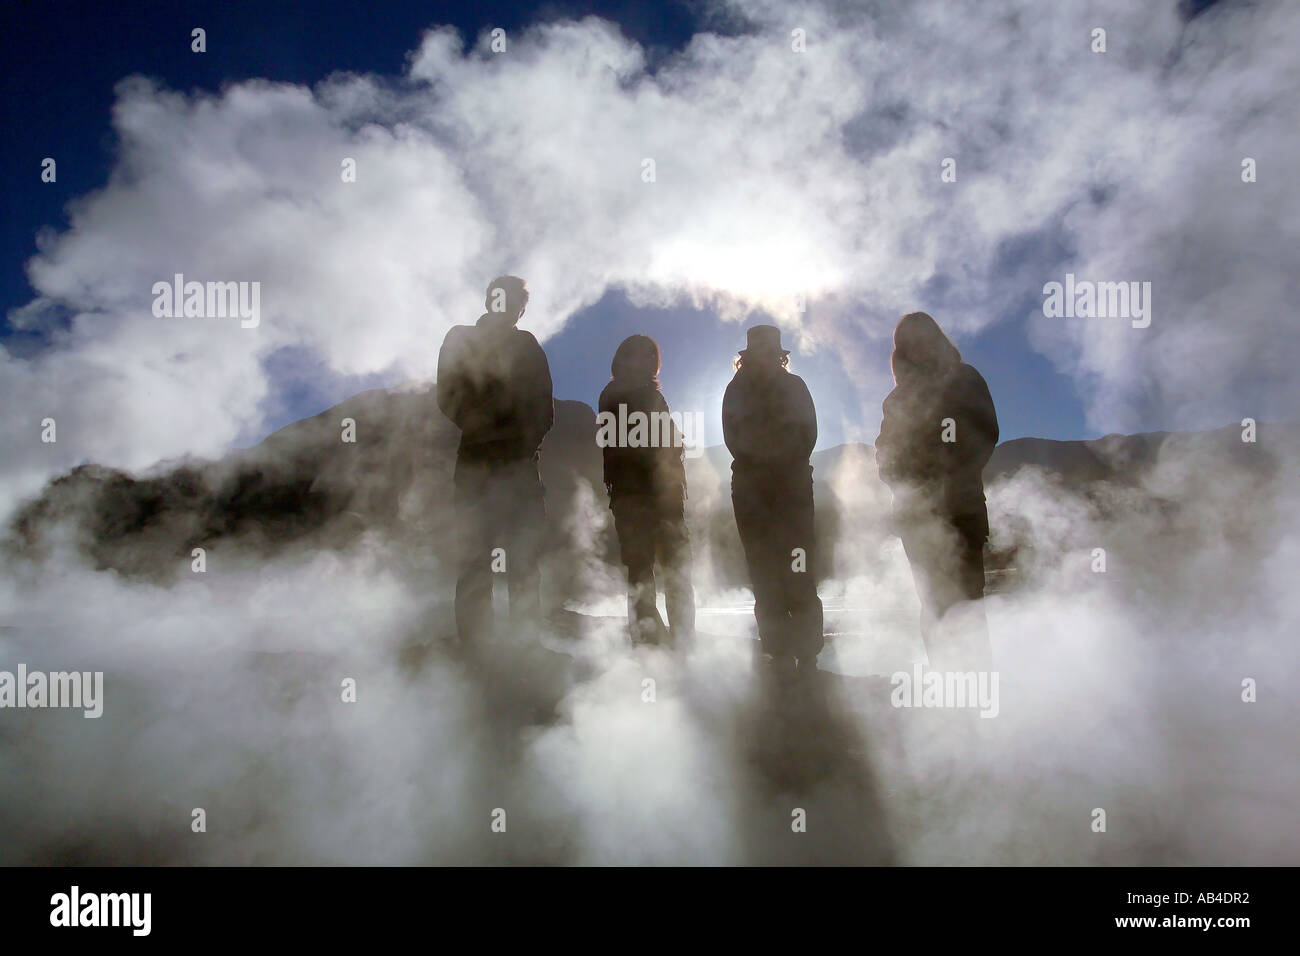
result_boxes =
[1,0,1298,864]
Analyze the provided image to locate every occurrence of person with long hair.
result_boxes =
[722,325,823,678]
[875,311,998,671]
[598,334,695,645]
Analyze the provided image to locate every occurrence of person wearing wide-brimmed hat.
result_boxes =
[722,325,823,676]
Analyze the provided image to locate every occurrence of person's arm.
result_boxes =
[653,389,687,493]
[875,391,902,485]
[877,387,946,485]
[944,366,999,470]
[726,373,819,465]
[721,377,743,459]
[791,374,817,460]
[598,385,616,494]
[723,376,770,462]
[518,331,554,453]
[436,328,470,430]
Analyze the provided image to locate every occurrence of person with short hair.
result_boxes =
[437,276,554,647]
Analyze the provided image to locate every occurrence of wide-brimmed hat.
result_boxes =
[737,324,790,357]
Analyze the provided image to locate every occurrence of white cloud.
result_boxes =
[3,0,1298,516]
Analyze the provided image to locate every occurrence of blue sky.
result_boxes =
[4,0,1292,511]
[0,0,1092,450]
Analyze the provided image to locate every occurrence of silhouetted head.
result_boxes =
[891,311,960,387]
[611,334,661,387]
[484,275,529,324]
[734,324,790,371]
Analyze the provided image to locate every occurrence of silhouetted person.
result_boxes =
[437,276,554,647]
[875,311,998,671]
[598,335,696,645]
[722,325,823,676]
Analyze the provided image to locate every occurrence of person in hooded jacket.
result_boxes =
[598,335,696,645]
[875,311,998,671]
[437,275,554,647]
[722,325,823,676]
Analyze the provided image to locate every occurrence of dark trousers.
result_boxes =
[610,492,695,644]
[899,510,992,671]
[453,456,546,644]
[732,468,824,661]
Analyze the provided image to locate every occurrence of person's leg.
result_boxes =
[656,500,696,645]
[734,491,792,660]
[782,485,824,666]
[454,463,494,646]
[504,458,546,636]
[948,512,993,671]
[900,518,954,669]
[612,494,666,644]
[953,512,989,601]
[903,513,989,672]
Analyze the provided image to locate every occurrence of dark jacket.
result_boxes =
[722,364,817,475]
[598,379,687,503]
[875,362,998,517]
[436,313,554,464]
